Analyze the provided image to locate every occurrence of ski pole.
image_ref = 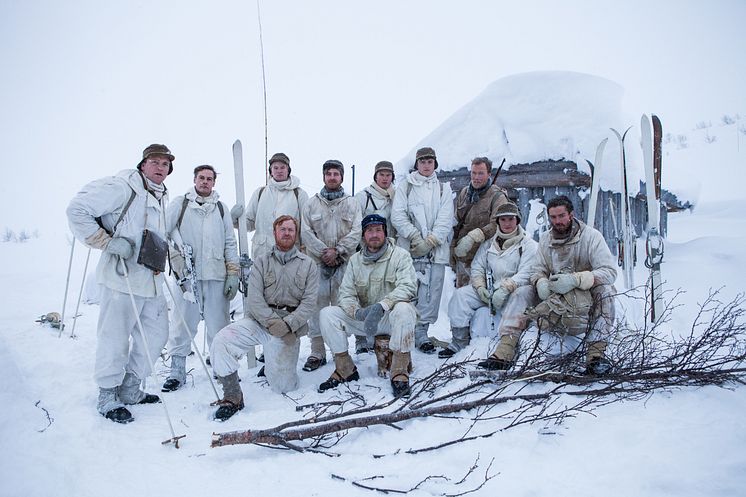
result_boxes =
[118,258,185,448]
[58,237,76,338]
[69,247,92,339]
[163,279,220,401]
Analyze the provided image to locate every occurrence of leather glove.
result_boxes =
[454,229,485,258]
[425,234,440,248]
[230,203,244,223]
[267,318,291,338]
[536,278,551,301]
[491,286,511,310]
[476,286,492,305]
[105,237,134,259]
[363,303,385,336]
[169,250,186,279]
[409,233,430,258]
[224,274,240,300]
[500,278,517,293]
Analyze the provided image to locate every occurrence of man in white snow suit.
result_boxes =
[352,159,397,353]
[450,157,509,288]
[440,203,538,359]
[391,147,454,354]
[66,144,174,423]
[318,214,418,397]
[210,215,318,421]
[230,152,309,259]
[300,159,362,371]
[161,165,240,392]
[503,195,617,375]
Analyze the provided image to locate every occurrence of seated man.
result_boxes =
[519,195,618,375]
[209,215,319,421]
[441,203,537,360]
[318,214,418,397]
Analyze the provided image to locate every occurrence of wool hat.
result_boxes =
[496,202,521,223]
[322,159,344,177]
[138,144,175,175]
[413,146,438,171]
[268,152,291,175]
[361,213,387,235]
[373,160,395,181]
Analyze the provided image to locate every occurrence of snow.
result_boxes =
[2,73,746,496]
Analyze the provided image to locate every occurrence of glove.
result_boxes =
[500,278,517,293]
[454,229,485,258]
[105,237,134,259]
[548,273,579,295]
[425,234,440,248]
[491,286,511,310]
[223,274,240,300]
[230,203,244,223]
[267,318,291,338]
[169,250,186,279]
[536,278,551,301]
[476,286,492,305]
[355,305,372,321]
[409,233,430,258]
[363,303,385,336]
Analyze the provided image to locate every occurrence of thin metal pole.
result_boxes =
[257,0,269,185]
[69,247,92,338]
[58,238,76,338]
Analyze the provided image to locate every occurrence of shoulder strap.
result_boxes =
[96,186,136,236]
[217,201,225,219]
[365,190,379,211]
[257,186,266,203]
[176,196,190,230]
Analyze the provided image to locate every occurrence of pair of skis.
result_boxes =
[586,116,664,322]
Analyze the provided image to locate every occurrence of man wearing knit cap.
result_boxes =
[66,144,174,423]
[300,159,362,371]
[230,152,309,259]
[440,202,537,359]
[318,214,418,397]
[450,157,509,288]
[353,160,397,353]
[391,146,454,354]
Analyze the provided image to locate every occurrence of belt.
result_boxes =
[268,304,297,313]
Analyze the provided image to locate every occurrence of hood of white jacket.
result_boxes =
[271,175,302,191]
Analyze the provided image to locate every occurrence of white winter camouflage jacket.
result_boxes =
[66,169,168,298]
[301,192,362,265]
[470,226,538,291]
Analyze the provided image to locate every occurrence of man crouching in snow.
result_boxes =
[66,144,174,424]
[519,195,617,375]
[318,214,418,397]
[209,215,318,421]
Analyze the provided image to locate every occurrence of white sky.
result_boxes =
[1,0,744,235]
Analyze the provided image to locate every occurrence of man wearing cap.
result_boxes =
[353,160,397,353]
[209,215,318,421]
[318,214,418,397]
[161,165,240,392]
[66,144,174,423]
[440,202,538,359]
[300,160,362,371]
[231,152,309,259]
[450,157,509,288]
[391,147,454,354]
[504,195,617,375]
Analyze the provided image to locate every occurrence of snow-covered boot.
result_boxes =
[302,336,327,371]
[415,323,435,354]
[390,351,411,398]
[478,334,519,370]
[162,355,187,392]
[318,352,359,392]
[214,372,244,421]
[439,326,470,358]
[118,372,161,405]
[585,341,611,376]
[97,387,133,424]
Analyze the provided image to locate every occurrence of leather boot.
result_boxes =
[585,341,611,375]
[390,351,412,397]
[478,334,519,370]
[162,355,187,392]
[214,372,244,421]
[118,372,160,405]
[374,335,393,378]
[318,352,359,392]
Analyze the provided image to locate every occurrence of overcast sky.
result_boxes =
[1,0,744,235]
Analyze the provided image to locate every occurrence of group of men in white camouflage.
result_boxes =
[67,143,617,423]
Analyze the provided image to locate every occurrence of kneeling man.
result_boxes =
[318,214,418,397]
[210,215,318,420]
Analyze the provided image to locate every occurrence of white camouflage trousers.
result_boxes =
[210,317,301,394]
[319,302,417,354]
[167,279,230,357]
[95,287,169,389]
[307,263,346,339]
